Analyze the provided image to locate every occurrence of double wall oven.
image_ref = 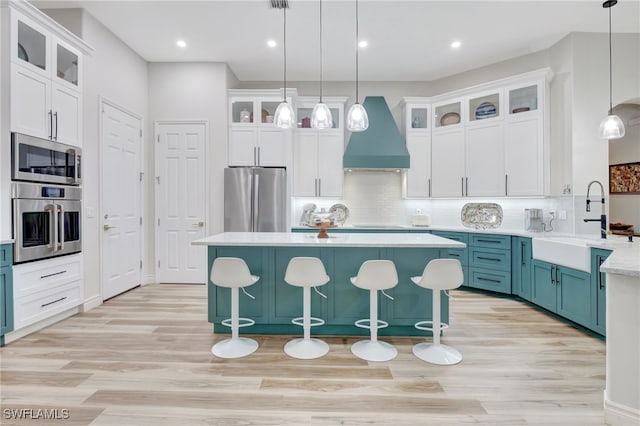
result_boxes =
[11,133,82,264]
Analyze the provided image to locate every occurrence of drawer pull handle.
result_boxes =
[41,296,67,308]
[476,239,501,244]
[477,277,501,284]
[40,270,67,279]
[477,256,501,262]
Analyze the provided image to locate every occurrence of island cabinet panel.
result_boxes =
[326,247,381,326]
[272,247,326,323]
[384,248,445,327]
[208,247,269,325]
[432,231,468,286]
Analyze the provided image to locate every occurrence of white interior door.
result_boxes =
[101,102,142,300]
[156,122,207,284]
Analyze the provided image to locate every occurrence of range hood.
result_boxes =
[343,96,410,169]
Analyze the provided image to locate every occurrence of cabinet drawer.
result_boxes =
[469,247,511,271]
[431,231,469,244]
[13,280,82,330]
[12,254,82,297]
[440,247,468,266]
[0,244,12,268]
[468,267,511,294]
[470,234,511,250]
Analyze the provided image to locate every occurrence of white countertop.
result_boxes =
[192,232,466,248]
[0,239,14,245]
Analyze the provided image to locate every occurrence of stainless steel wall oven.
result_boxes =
[12,182,82,264]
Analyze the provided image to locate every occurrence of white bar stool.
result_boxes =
[411,258,464,365]
[350,260,399,362]
[210,257,260,359]
[283,257,330,359]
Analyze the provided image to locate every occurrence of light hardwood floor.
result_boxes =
[1,284,606,425]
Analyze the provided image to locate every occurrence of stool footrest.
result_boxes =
[291,316,325,328]
[221,317,255,328]
[414,320,449,332]
[355,318,389,330]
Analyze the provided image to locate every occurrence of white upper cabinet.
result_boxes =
[402,99,431,198]
[431,126,466,197]
[228,89,296,167]
[9,6,90,147]
[292,96,346,197]
[504,81,546,196]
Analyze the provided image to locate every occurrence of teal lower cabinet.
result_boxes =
[432,231,469,287]
[0,244,14,346]
[532,259,591,326]
[206,245,445,336]
[590,248,611,336]
[467,233,511,294]
[511,237,532,301]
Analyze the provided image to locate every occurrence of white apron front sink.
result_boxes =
[532,237,592,272]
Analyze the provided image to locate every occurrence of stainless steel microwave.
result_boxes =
[12,132,82,186]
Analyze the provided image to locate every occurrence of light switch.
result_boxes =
[86,206,95,218]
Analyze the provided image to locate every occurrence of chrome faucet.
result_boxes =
[584,180,607,239]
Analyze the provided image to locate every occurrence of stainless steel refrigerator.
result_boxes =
[224,167,287,232]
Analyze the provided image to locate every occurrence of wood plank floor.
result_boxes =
[0,284,606,425]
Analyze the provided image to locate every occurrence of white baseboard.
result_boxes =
[3,307,80,345]
[143,274,155,285]
[82,295,102,312]
[604,393,640,425]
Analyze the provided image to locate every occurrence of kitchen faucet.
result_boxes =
[583,180,607,239]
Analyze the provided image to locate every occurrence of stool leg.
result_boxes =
[211,286,258,359]
[303,286,311,341]
[432,289,441,345]
[231,287,239,340]
[370,290,378,343]
[283,286,329,360]
[412,288,462,365]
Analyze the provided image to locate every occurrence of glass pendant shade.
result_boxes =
[311,102,333,129]
[274,101,295,129]
[346,103,369,132]
[599,114,626,139]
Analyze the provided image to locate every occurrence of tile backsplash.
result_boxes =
[292,170,580,235]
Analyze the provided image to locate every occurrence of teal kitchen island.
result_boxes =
[192,232,466,336]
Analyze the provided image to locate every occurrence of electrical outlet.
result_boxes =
[558,210,567,220]
[415,208,422,215]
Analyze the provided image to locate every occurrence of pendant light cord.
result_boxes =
[283,7,287,102]
[608,5,613,115]
[319,0,323,103]
[355,0,359,104]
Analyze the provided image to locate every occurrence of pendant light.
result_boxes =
[311,0,333,129]
[598,0,625,140]
[346,0,369,132]
[274,4,295,129]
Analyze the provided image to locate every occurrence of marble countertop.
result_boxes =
[192,232,466,248]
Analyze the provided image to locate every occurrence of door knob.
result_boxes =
[103,224,116,231]
[193,221,205,227]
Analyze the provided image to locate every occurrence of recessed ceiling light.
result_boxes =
[358,40,368,48]
[267,40,277,48]
[176,40,187,48]
[450,40,462,49]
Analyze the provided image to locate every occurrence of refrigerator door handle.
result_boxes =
[252,171,260,231]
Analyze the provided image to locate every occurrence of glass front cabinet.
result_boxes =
[228,89,297,167]
[10,6,90,147]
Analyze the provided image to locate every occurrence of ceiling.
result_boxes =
[33,0,640,82]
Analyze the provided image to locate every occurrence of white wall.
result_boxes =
[148,62,232,277]
[43,8,149,302]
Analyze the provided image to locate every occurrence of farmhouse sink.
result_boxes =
[532,237,592,272]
